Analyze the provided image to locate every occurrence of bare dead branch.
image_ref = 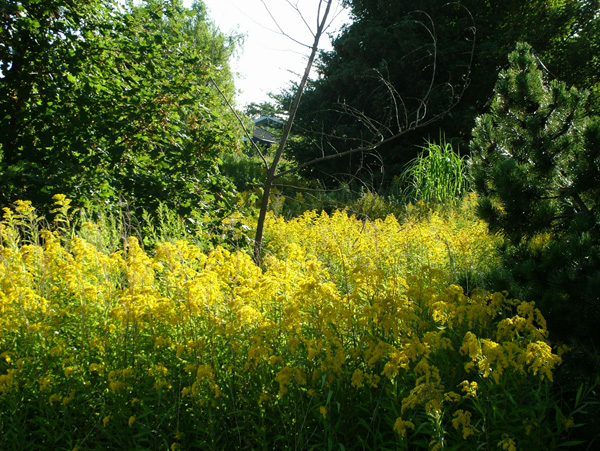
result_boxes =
[259,0,313,49]
[272,5,475,181]
[273,86,469,181]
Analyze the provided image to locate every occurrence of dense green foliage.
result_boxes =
[470,43,600,351]
[0,0,240,214]
[282,0,600,185]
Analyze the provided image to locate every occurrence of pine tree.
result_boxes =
[470,43,600,347]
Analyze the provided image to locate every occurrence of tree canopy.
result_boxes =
[0,0,241,213]
[282,0,600,186]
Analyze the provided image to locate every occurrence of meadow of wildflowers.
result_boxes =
[0,195,581,449]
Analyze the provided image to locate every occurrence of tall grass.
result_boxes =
[400,138,470,206]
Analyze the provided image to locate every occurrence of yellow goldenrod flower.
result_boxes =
[351,369,364,389]
[443,391,461,403]
[48,394,61,406]
[258,392,270,406]
[452,409,478,439]
[0,196,564,448]
[89,363,103,373]
[459,380,479,398]
[563,417,575,430]
[497,434,517,451]
[393,417,415,438]
[319,406,328,419]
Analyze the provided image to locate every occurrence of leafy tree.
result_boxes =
[284,0,600,186]
[0,0,240,214]
[245,93,290,120]
[470,42,600,347]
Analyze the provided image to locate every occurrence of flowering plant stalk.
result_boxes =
[0,196,589,449]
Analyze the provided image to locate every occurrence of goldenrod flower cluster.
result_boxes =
[0,196,566,448]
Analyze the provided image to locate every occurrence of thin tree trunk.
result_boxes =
[253,0,334,266]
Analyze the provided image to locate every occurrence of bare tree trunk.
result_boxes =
[253,0,334,266]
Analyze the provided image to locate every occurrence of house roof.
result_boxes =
[254,116,283,127]
[252,127,279,144]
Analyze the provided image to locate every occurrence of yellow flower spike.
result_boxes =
[460,331,480,360]
[89,363,103,373]
[128,416,136,427]
[1,351,11,364]
[258,392,270,406]
[0,370,17,395]
[497,434,517,451]
[102,416,111,428]
[62,390,76,405]
[39,376,53,392]
[275,366,293,397]
[393,417,415,438]
[351,369,364,389]
[524,421,538,435]
[48,394,61,406]
[443,391,461,403]
[523,341,562,381]
[13,200,35,217]
[414,358,441,385]
[401,383,443,415]
[459,380,479,398]
[319,406,328,419]
[452,409,478,439]
[563,417,575,430]
[51,193,68,205]
[269,355,283,366]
